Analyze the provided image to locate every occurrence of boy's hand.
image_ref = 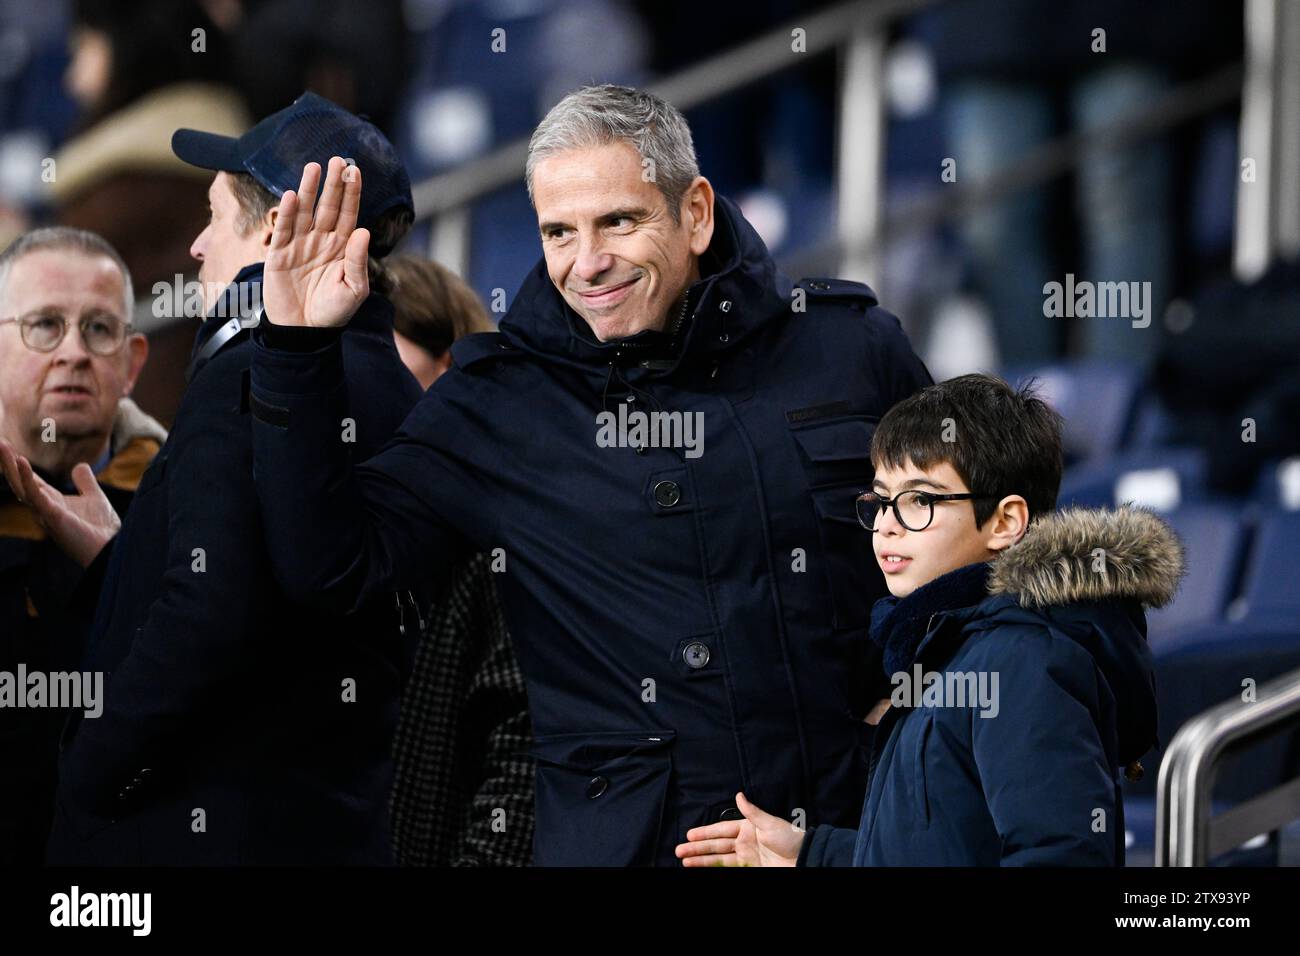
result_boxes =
[675,791,804,867]
[0,439,119,568]
[262,155,370,328]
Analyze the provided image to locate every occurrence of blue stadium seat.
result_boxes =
[1145,506,1246,652]
[1004,360,1143,464]
[1057,447,1209,513]
[1251,457,1300,510]
[1124,391,1177,451]
[1236,510,1300,623]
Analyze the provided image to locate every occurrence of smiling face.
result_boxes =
[870,459,1028,598]
[531,142,714,342]
[189,171,274,315]
[0,249,146,460]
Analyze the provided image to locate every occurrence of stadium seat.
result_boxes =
[1124,390,1177,451]
[1058,447,1209,513]
[1235,510,1300,622]
[1145,505,1246,651]
[1004,360,1144,464]
[1251,456,1300,510]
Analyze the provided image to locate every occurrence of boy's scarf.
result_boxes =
[869,562,992,678]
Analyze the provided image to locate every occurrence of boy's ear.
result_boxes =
[984,495,1029,553]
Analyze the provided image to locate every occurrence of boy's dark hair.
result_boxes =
[871,373,1064,527]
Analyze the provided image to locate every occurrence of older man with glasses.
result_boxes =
[0,226,163,865]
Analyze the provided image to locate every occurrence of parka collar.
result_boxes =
[869,561,992,678]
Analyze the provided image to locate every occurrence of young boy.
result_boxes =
[676,373,1184,866]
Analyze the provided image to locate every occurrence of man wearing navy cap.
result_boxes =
[1,93,424,864]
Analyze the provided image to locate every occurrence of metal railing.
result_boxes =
[1156,665,1300,866]
[413,0,936,279]
[409,0,1281,291]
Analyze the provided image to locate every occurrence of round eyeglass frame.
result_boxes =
[854,489,996,533]
[0,313,134,356]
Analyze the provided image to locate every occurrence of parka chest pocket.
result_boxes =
[789,415,878,629]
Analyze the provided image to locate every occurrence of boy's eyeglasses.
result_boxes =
[855,490,997,533]
[0,312,133,356]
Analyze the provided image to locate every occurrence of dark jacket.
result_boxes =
[45,262,423,865]
[0,400,165,865]
[390,552,534,866]
[801,507,1183,867]
[247,196,932,866]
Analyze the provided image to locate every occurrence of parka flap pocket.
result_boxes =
[529,730,676,867]
[807,485,876,629]
[810,486,862,525]
[790,417,876,465]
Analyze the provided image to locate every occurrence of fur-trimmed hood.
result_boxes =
[989,506,1185,610]
[959,506,1185,767]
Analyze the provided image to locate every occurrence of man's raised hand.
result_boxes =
[263,156,370,328]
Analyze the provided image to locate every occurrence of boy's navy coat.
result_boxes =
[46,263,423,865]
[247,196,933,866]
[801,507,1183,867]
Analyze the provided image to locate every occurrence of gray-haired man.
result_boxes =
[0,227,160,864]
[250,84,933,866]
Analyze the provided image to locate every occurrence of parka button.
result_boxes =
[587,776,609,799]
[717,806,742,822]
[683,641,711,668]
[653,480,681,508]
[719,300,732,312]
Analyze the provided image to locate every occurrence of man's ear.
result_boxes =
[683,176,715,257]
[121,333,149,395]
[984,495,1029,553]
[261,207,278,249]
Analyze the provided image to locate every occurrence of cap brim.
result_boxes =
[171,128,247,172]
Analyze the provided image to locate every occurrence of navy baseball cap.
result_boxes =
[172,91,413,238]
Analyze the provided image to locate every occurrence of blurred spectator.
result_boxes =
[231,0,408,136]
[0,226,162,865]
[51,0,250,290]
[0,0,79,251]
[387,253,493,390]
[910,0,1242,367]
[384,253,533,866]
[1154,259,1300,494]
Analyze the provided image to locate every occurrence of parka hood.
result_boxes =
[988,506,1185,609]
[974,506,1186,767]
